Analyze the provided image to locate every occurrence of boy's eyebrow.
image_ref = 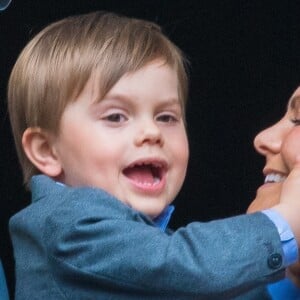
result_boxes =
[99,93,131,103]
[95,92,181,107]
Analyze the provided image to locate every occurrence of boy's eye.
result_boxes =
[104,113,127,123]
[156,114,178,123]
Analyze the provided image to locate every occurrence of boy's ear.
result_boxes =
[22,127,62,177]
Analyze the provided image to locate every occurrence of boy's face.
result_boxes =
[53,60,189,218]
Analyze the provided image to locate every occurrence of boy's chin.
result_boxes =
[130,201,169,219]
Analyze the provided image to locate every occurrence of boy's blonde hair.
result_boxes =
[8,11,189,186]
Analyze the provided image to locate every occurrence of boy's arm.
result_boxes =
[11,173,300,299]
[37,188,283,298]
[44,211,281,298]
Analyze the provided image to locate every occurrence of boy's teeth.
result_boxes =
[137,177,160,186]
[264,173,286,183]
[154,177,160,184]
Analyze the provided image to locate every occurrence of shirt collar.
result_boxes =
[152,205,175,232]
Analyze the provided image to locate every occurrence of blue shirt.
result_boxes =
[262,209,298,267]
[262,209,300,299]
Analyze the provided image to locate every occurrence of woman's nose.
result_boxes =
[134,119,164,147]
[253,122,283,156]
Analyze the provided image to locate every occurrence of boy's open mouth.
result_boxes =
[123,161,166,186]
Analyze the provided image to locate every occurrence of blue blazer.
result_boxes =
[10,175,286,299]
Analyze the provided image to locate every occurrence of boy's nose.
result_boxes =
[253,122,283,156]
[134,120,164,147]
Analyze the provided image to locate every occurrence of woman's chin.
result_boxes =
[247,183,282,213]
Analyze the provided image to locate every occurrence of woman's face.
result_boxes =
[248,86,300,212]
[248,86,300,283]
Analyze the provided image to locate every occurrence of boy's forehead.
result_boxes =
[88,61,181,103]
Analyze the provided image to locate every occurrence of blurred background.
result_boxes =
[1,0,300,297]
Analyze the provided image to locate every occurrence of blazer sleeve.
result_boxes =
[41,187,284,299]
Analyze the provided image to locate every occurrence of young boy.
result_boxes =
[7,11,300,299]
